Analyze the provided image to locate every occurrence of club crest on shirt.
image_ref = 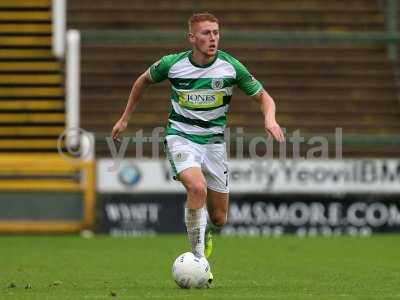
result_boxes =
[211,78,224,90]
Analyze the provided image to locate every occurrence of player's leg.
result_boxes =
[204,189,228,258]
[207,189,229,228]
[164,135,208,258]
[202,143,229,258]
[180,167,207,209]
[203,142,229,228]
[179,167,208,258]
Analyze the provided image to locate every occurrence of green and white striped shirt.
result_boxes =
[149,50,263,144]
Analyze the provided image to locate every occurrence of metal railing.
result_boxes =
[82,30,400,44]
[52,0,66,58]
[66,30,81,150]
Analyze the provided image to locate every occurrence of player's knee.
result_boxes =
[209,212,227,228]
[186,181,207,205]
[187,181,207,198]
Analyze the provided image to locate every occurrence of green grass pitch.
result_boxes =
[1,235,399,300]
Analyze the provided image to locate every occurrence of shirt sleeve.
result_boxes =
[148,54,174,83]
[235,61,263,96]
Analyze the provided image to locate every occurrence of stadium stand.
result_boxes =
[67,0,400,157]
[0,0,64,152]
[68,0,385,31]
[0,0,95,233]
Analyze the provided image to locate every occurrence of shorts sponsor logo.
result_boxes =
[174,152,188,162]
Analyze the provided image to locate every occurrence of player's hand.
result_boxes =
[111,118,128,141]
[265,119,285,143]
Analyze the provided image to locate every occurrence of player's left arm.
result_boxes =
[252,89,285,143]
[233,56,285,142]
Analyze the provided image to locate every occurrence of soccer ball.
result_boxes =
[172,252,211,288]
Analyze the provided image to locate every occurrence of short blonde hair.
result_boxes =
[188,12,219,32]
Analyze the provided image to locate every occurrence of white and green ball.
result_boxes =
[172,252,210,288]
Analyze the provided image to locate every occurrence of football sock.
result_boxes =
[185,206,207,258]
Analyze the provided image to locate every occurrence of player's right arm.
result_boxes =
[111,70,154,140]
[111,53,178,140]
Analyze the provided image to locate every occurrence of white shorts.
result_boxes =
[164,135,229,193]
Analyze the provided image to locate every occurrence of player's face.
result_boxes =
[189,21,219,58]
